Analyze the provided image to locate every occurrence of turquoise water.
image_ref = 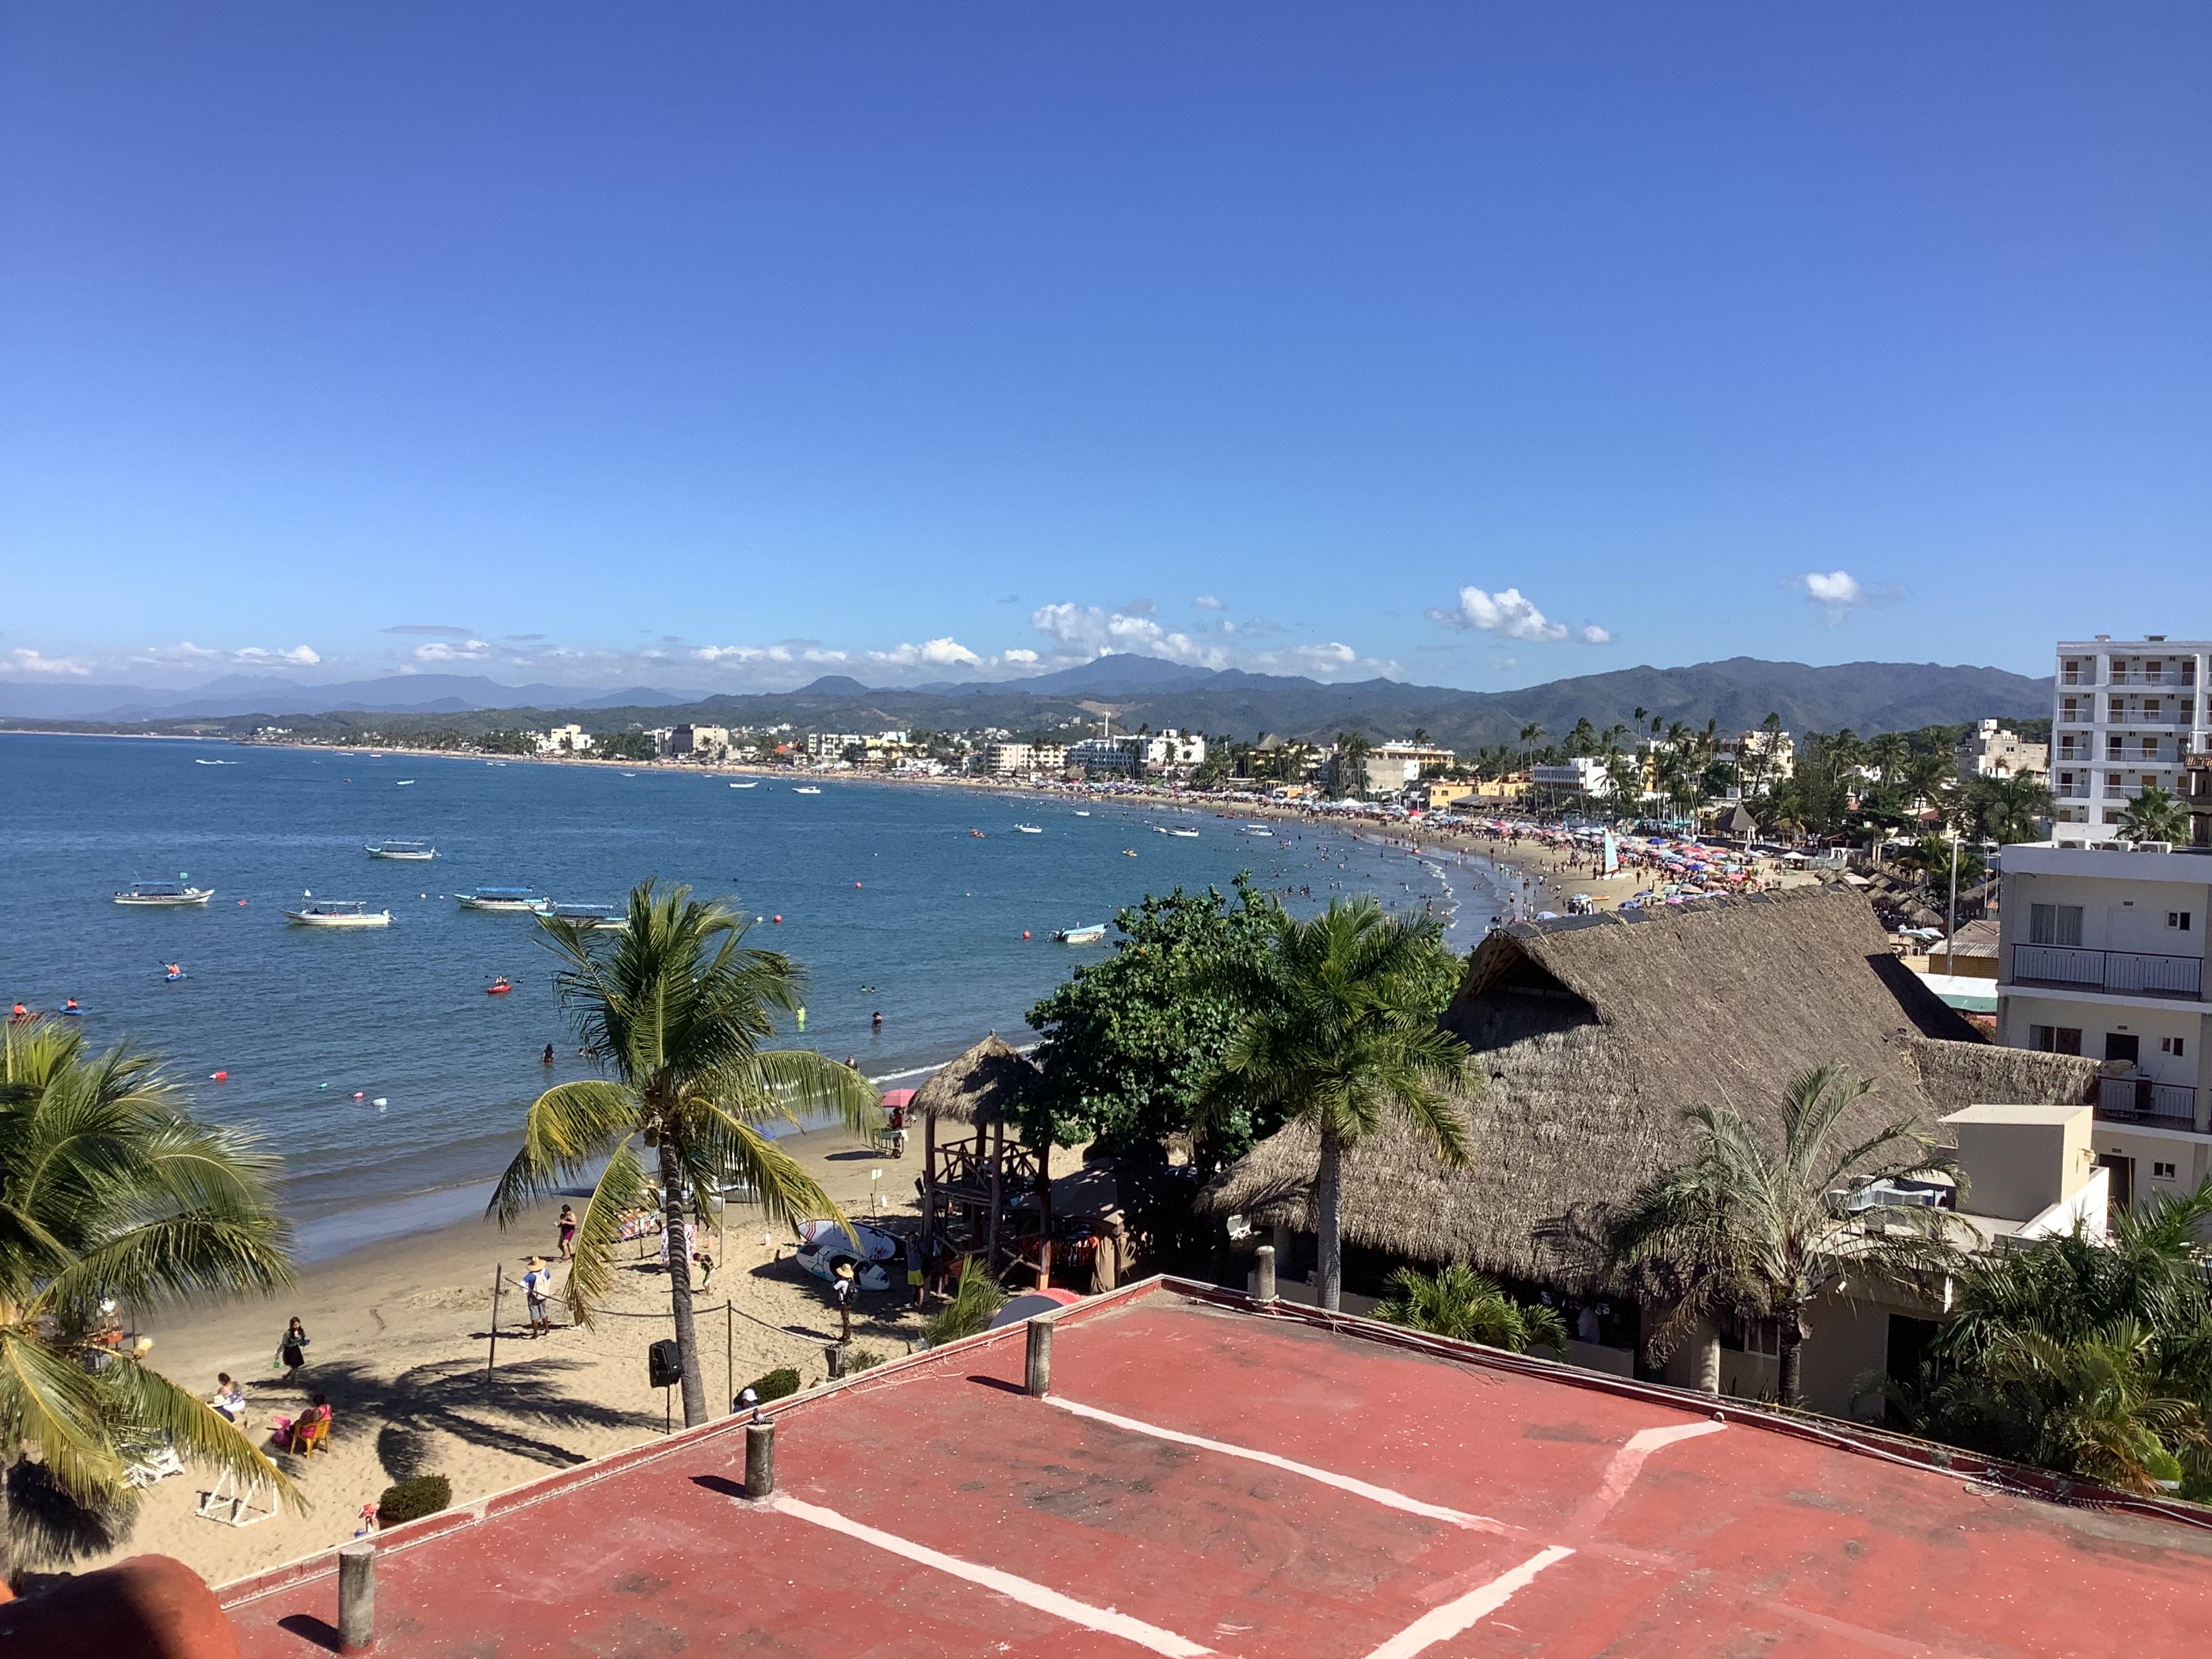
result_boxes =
[0,734,1500,1257]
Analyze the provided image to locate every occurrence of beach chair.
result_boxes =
[121,1432,186,1490]
[289,1414,331,1456]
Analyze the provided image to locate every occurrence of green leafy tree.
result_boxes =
[1605,1063,1960,1408]
[1959,773,2053,845]
[0,1022,300,1574]
[1203,899,1475,1311]
[1026,878,1284,1164]
[596,730,659,762]
[1896,833,1984,893]
[2118,783,2188,844]
[491,881,878,1426]
[1374,1263,1568,1354]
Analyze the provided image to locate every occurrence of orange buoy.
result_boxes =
[210,1070,228,1081]
[1022,930,1031,939]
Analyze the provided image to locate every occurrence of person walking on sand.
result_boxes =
[277,1317,310,1383]
[556,1204,578,1260]
[516,1257,554,1336]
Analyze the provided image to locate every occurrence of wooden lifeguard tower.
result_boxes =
[914,1033,1045,1269]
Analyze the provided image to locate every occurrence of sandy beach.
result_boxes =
[84,1124,1084,1589]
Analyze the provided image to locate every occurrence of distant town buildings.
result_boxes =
[1956,718,2047,783]
[2051,636,2211,844]
[537,723,594,754]
[1530,756,1615,798]
[668,722,731,760]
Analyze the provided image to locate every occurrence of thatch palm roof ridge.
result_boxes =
[913,1032,1040,1127]
[1201,887,2099,1281]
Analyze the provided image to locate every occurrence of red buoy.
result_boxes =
[1022,930,1031,939]
[773,914,783,924]
[210,1070,228,1081]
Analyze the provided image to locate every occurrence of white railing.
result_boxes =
[2011,944,2205,1000]
[2097,1078,2198,1126]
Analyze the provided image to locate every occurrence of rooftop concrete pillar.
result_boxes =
[745,1417,777,1499]
[1025,1316,1053,1397]
[337,1541,375,1653]
[1254,1244,1277,1302]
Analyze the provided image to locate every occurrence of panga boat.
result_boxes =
[1073,810,1090,817]
[547,901,626,930]
[1242,826,1275,837]
[729,781,758,789]
[1013,823,1042,834]
[792,785,823,795]
[1168,827,1200,838]
[455,886,552,914]
[1054,924,1107,944]
[114,881,213,907]
[365,839,437,860]
[284,900,391,928]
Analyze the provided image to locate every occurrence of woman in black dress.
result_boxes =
[279,1316,310,1383]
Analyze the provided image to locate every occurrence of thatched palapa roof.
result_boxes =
[1200,888,2099,1282]
[912,1033,1040,1128]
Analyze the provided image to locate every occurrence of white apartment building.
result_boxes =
[1529,756,1616,798]
[1067,730,1204,775]
[985,741,1067,777]
[803,732,865,761]
[1994,842,2212,1197]
[668,723,730,759]
[538,723,594,754]
[2050,636,2211,844]
[1356,741,1456,796]
[1955,718,2047,783]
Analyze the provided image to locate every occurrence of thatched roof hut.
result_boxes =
[912,1033,1039,1128]
[1199,888,2100,1281]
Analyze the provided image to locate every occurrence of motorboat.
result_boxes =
[1053,924,1107,944]
[1073,810,1090,817]
[283,900,392,928]
[793,785,823,795]
[1168,827,1200,838]
[547,901,626,930]
[114,881,214,907]
[365,839,437,860]
[1242,826,1275,837]
[730,781,758,789]
[396,780,416,787]
[455,886,552,914]
[1013,823,1042,834]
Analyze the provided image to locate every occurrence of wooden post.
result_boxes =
[745,1417,776,1498]
[921,1109,939,1250]
[1025,1316,1053,1397]
[986,1121,1004,1267]
[337,1540,375,1652]
[486,1265,503,1378]
[725,1302,734,1416]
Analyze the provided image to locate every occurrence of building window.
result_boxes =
[2170,912,2194,932]
[2154,1162,2178,1181]
[2161,1036,2188,1058]
[2028,1025,2083,1056]
[2029,904,2083,947]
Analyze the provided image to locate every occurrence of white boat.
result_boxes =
[396,780,415,787]
[797,1218,900,1260]
[1073,810,1090,817]
[113,881,213,907]
[793,786,823,795]
[455,886,552,914]
[284,900,391,928]
[1168,827,1199,838]
[365,839,437,860]
[729,781,758,789]
[1013,823,1042,834]
[1054,924,1107,944]
[1242,826,1275,838]
[793,1218,897,1290]
[547,901,626,930]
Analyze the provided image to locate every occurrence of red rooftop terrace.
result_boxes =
[218,1279,2212,1658]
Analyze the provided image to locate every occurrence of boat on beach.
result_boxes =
[455,886,552,914]
[365,838,437,860]
[548,901,626,930]
[284,900,392,928]
[113,881,214,907]
[1053,923,1107,944]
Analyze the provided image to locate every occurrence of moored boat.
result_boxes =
[365,839,437,860]
[1053,924,1107,944]
[547,901,626,930]
[113,881,213,907]
[455,886,552,914]
[793,785,823,795]
[1013,823,1042,834]
[283,900,392,928]
[1168,827,1199,838]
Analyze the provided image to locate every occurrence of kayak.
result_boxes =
[486,981,512,995]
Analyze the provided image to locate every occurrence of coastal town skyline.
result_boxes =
[6,7,2207,691]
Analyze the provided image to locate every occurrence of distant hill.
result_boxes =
[3,655,2054,749]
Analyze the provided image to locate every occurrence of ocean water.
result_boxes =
[0,734,1503,1258]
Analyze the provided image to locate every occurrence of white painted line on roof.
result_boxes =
[1566,1419,1725,1540]
[1359,1545,1575,1659]
[764,1492,1214,1658]
[1046,1395,1513,1534]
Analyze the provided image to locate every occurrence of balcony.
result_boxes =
[2008,943,2205,1001]
[2097,1077,2199,1128]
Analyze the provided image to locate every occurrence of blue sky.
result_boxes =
[3,4,2206,691]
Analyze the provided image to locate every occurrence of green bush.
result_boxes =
[376,1474,452,1525]
[924,1257,1006,1346]
[745,1366,802,1404]
[843,1348,886,1375]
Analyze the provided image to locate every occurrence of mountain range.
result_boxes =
[0,656,2054,750]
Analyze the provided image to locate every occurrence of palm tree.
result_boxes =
[1605,1063,1961,1407]
[491,881,879,1425]
[1204,899,1475,1311]
[0,1021,300,1574]
[1601,750,1640,814]
[1868,732,1910,783]
[1962,772,2053,845]
[1374,1263,1567,1354]
[2119,783,2188,844]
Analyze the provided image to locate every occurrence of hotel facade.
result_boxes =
[2050,636,2211,844]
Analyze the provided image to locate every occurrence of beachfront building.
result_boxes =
[1349,741,1456,797]
[537,722,594,754]
[1529,756,1616,798]
[1067,729,1204,777]
[2051,636,2212,844]
[1203,888,2100,1416]
[1993,843,2211,1185]
[803,731,866,762]
[983,740,1069,777]
[667,722,731,760]
[2189,755,2212,850]
[1957,718,2048,783]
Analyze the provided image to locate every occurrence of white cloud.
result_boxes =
[411,640,489,663]
[5,647,91,677]
[231,644,323,665]
[1193,595,1225,610]
[1579,625,1613,645]
[1801,570,1864,621]
[1427,586,1565,642]
[868,636,984,670]
[1030,602,1229,668]
[1000,647,1040,665]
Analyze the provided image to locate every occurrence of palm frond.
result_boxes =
[558,1139,648,1326]
[0,1325,123,1502]
[489,1080,639,1224]
[101,1357,306,1513]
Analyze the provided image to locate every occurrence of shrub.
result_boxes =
[842,1348,885,1375]
[376,1474,452,1526]
[923,1257,1006,1346]
[745,1366,802,1404]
